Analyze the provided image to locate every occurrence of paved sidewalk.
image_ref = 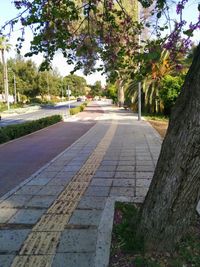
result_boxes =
[0,104,162,267]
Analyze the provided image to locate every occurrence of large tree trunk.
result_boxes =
[138,44,200,252]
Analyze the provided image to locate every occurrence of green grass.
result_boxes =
[142,112,169,122]
[109,202,200,267]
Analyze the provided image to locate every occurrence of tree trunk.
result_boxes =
[117,79,124,107]
[138,44,200,252]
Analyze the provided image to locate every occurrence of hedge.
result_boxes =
[0,115,62,144]
[69,102,88,115]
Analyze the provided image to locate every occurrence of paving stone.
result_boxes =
[69,210,102,226]
[116,166,135,172]
[90,179,113,187]
[136,179,152,187]
[14,185,43,195]
[136,160,154,166]
[35,171,58,179]
[101,160,118,166]
[11,255,54,267]
[63,165,82,172]
[77,196,106,210]
[0,208,18,223]
[110,187,135,197]
[103,156,119,160]
[57,229,97,252]
[84,186,110,197]
[136,172,154,179]
[52,252,94,267]
[45,165,63,172]
[0,195,33,208]
[48,176,72,186]
[115,172,135,179]
[36,185,64,196]
[112,179,135,187]
[97,165,117,171]
[136,156,152,161]
[136,187,149,197]
[0,255,15,267]
[119,157,134,161]
[0,229,30,252]
[56,171,76,178]
[26,196,56,208]
[19,231,60,255]
[8,208,46,224]
[136,165,155,172]
[94,171,115,178]
[27,177,52,186]
[116,160,134,166]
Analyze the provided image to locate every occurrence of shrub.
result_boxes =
[159,75,184,115]
[0,115,62,144]
[69,102,88,115]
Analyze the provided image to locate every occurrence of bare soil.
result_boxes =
[147,119,168,138]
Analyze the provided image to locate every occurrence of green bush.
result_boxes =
[159,75,184,115]
[69,102,88,115]
[0,115,62,144]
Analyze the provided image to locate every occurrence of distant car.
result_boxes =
[77,97,82,102]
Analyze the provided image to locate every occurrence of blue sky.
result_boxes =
[0,0,107,85]
[0,1,199,85]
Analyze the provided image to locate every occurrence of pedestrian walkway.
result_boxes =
[0,103,162,267]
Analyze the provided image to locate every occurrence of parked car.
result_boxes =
[77,97,82,102]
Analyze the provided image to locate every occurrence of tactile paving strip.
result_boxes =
[11,122,117,267]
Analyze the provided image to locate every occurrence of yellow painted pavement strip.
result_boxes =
[11,121,117,267]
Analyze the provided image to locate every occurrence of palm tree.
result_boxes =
[0,36,11,109]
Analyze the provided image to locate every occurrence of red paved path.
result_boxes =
[0,103,103,197]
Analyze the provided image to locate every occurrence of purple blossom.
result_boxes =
[176,0,189,14]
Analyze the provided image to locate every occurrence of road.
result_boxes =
[0,101,82,127]
[0,102,104,197]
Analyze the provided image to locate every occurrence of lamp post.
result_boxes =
[13,73,17,104]
[2,49,9,110]
[138,1,142,121]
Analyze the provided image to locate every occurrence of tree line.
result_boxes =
[0,55,104,104]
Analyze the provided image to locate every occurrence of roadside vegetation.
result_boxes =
[0,115,62,144]
[69,102,88,115]
[110,202,200,267]
[1,0,200,266]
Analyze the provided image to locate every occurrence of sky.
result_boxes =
[0,0,107,86]
[0,1,199,86]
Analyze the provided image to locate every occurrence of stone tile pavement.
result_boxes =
[0,104,162,267]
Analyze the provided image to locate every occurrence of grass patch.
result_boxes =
[0,114,62,144]
[109,202,200,267]
[142,112,169,122]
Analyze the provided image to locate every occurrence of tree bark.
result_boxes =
[138,43,200,252]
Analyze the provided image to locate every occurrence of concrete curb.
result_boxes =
[94,196,135,267]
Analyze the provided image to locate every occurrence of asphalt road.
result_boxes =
[0,101,82,127]
[0,103,104,197]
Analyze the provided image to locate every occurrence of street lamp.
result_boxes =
[138,1,142,121]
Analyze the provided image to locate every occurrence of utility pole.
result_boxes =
[13,73,17,104]
[138,1,141,121]
[67,85,70,110]
[2,49,9,109]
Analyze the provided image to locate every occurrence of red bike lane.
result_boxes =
[0,103,104,197]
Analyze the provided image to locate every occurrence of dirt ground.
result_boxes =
[147,119,168,138]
